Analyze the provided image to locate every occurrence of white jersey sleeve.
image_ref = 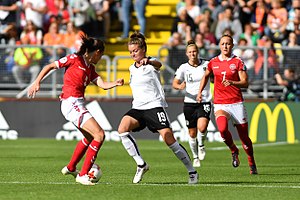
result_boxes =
[174,64,185,81]
[129,58,168,109]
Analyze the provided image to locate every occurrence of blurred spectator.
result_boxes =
[231,0,252,26]
[239,23,260,46]
[12,35,43,88]
[275,68,300,102]
[46,0,69,21]
[164,32,186,87]
[200,8,217,33]
[171,7,197,42]
[0,0,19,33]
[62,21,84,53]
[286,0,300,32]
[287,31,298,47]
[165,32,185,47]
[217,0,230,21]
[0,24,19,83]
[200,0,223,23]
[227,0,242,20]
[68,0,90,35]
[108,0,121,30]
[215,5,243,42]
[164,32,186,67]
[176,0,185,13]
[20,20,43,45]
[0,23,18,46]
[90,0,111,39]
[293,8,300,44]
[194,32,209,59]
[196,20,217,58]
[43,21,66,63]
[22,0,47,30]
[265,0,288,43]
[248,0,269,37]
[233,38,255,81]
[48,14,68,34]
[254,35,279,80]
[197,20,217,46]
[282,32,299,68]
[178,0,202,25]
[186,21,214,60]
[117,0,148,40]
[44,0,70,33]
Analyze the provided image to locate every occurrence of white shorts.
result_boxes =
[60,97,93,128]
[214,102,248,124]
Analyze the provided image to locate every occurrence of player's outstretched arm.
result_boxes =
[27,62,57,98]
[95,77,124,90]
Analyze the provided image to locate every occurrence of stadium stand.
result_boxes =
[85,0,177,97]
[0,0,299,101]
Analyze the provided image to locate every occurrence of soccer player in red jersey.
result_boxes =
[28,35,124,185]
[196,34,257,174]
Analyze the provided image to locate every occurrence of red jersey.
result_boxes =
[55,54,99,99]
[208,55,246,104]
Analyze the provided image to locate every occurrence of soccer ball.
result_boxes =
[88,163,102,183]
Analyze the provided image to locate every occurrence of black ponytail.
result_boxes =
[76,34,105,56]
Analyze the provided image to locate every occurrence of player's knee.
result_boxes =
[94,129,105,142]
[198,127,207,133]
[161,130,176,145]
[118,126,128,134]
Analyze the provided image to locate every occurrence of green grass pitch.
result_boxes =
[0,139,299,200]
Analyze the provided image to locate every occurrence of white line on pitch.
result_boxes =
[139,183,300,189]
[0,181,299,189]
[209,141,288,151]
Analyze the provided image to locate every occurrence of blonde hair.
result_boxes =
[186,40,198,53]
[128,31,147,52]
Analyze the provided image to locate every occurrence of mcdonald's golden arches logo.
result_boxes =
[249,103,295,144]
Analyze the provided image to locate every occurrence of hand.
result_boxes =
[222,79,233,87]
[274,73,281,79]
[115,78,124,86]
[196,93,202,103]
[139,57,149,65]
[178,81,186,90]
[27,82,40,98]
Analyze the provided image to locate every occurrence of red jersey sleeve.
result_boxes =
[56,54,75,69]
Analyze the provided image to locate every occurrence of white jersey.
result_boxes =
[129,58,168,110]
[174,59,212,103]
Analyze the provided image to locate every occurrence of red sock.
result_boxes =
[67,138,90,172]
[80,140,102,176]
[216,116,238,153]
[236,123,256,166]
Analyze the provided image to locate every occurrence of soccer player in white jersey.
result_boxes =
[118,32,198,184]
[196,34,257,174]
[172,40,212,168]
[28,35,124,185]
